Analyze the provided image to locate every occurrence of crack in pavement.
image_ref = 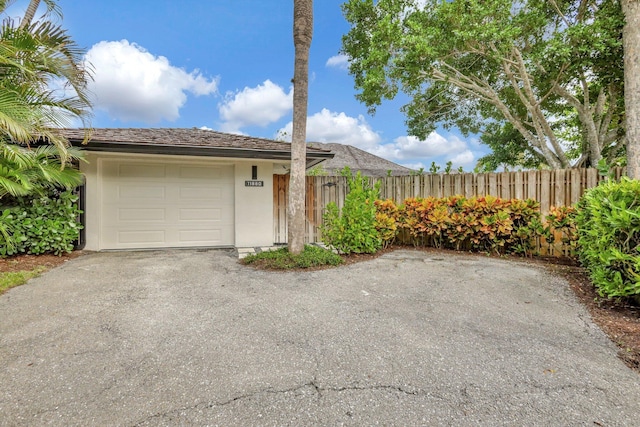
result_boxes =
[130,380,441,426]
[132,380,615,426]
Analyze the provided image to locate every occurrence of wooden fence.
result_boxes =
[273,167,625,245]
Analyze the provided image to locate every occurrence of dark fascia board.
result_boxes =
[71,141,334,167]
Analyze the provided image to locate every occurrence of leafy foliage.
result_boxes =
[0,2,92,153]
[476,122,546,172]
[575,178,640,298]
[306,165,328,176]
[1,190,82,256]
[0,142,84,199]
[321,170,382,254]
[544,206,578,256]
[374,195,575,256]
[341,0,624,169]
[0,0,90,249]
[0,2,88,256]
[242,245,343,269]
[374,199,398,249]
[402,196,542,254]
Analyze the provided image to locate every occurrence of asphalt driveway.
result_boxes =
[1,249,639,426]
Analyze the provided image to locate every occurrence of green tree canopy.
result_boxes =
[341,0,624,170]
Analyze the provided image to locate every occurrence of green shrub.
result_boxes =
[242,245,343,269]
[0,190,83,256]
[575,177,640,298]
[321,170,382,254]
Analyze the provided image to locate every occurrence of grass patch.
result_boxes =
[0,267,46,295]
[242,245,343,270]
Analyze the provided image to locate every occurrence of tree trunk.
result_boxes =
[623,0,640,179]
[288,0,313,255]
[19,0,40,29]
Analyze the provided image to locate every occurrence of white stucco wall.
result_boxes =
[81,153,100,251]
[80,152,275,250]
[234,162,274,247]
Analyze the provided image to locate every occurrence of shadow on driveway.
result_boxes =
[1,249,638,425]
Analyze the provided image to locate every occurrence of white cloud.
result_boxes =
[86,40,218,123]
[450,150,475,167]
[374,133,469,161]
[278,109,382,150]
[372,132,478,170]
[218,80,292,133]
[325,54,349,70]
[278,109,478,170]
[400,161,426,171]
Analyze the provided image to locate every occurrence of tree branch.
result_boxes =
[511,46,569,167]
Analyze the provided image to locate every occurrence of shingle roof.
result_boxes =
[309,142,413,177]
[61,128,333,162]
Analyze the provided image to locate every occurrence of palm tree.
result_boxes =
[0,0,92,158]
[17,0,60,29]
[288,0,313,255]
[0,0,91,251]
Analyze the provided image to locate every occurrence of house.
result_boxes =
[307,142,412,176]
[62,128,333,251]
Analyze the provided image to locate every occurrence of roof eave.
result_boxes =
[305,158,328,169]
[71,140,334,166]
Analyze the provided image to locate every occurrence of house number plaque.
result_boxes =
[245,180,264,187]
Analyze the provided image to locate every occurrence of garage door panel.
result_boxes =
[179,208,221,221]
[179,186,222,200]
[118,185,166,200]
[119,208,165,222]
[117,230,166,244]
[118,163,166,178]
[179,166,224,180]
[100,160,234,249]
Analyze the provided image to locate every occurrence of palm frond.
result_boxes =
[0,140,84,201]
[1,141,35,167]
[0,168,32,197]
[1,0,92,187]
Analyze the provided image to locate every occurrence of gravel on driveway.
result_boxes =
[1,248,639,426]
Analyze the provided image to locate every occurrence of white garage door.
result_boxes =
[100,159,234,249]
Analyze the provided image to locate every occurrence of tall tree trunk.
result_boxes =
[623,0,640,179]
[288,0,313,255]
[19,0,40,29]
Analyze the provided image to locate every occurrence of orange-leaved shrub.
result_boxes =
[543,206,578,256]
[375,195,552,255]
[374,199,399,249]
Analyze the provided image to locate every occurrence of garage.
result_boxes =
[99,158,235,250]
[65,128,333,251]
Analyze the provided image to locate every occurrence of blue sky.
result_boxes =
[7,0,487,170]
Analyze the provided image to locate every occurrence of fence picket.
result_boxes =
[570,169,581,205]
[488,173,498,196]
[514,172,524,200]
